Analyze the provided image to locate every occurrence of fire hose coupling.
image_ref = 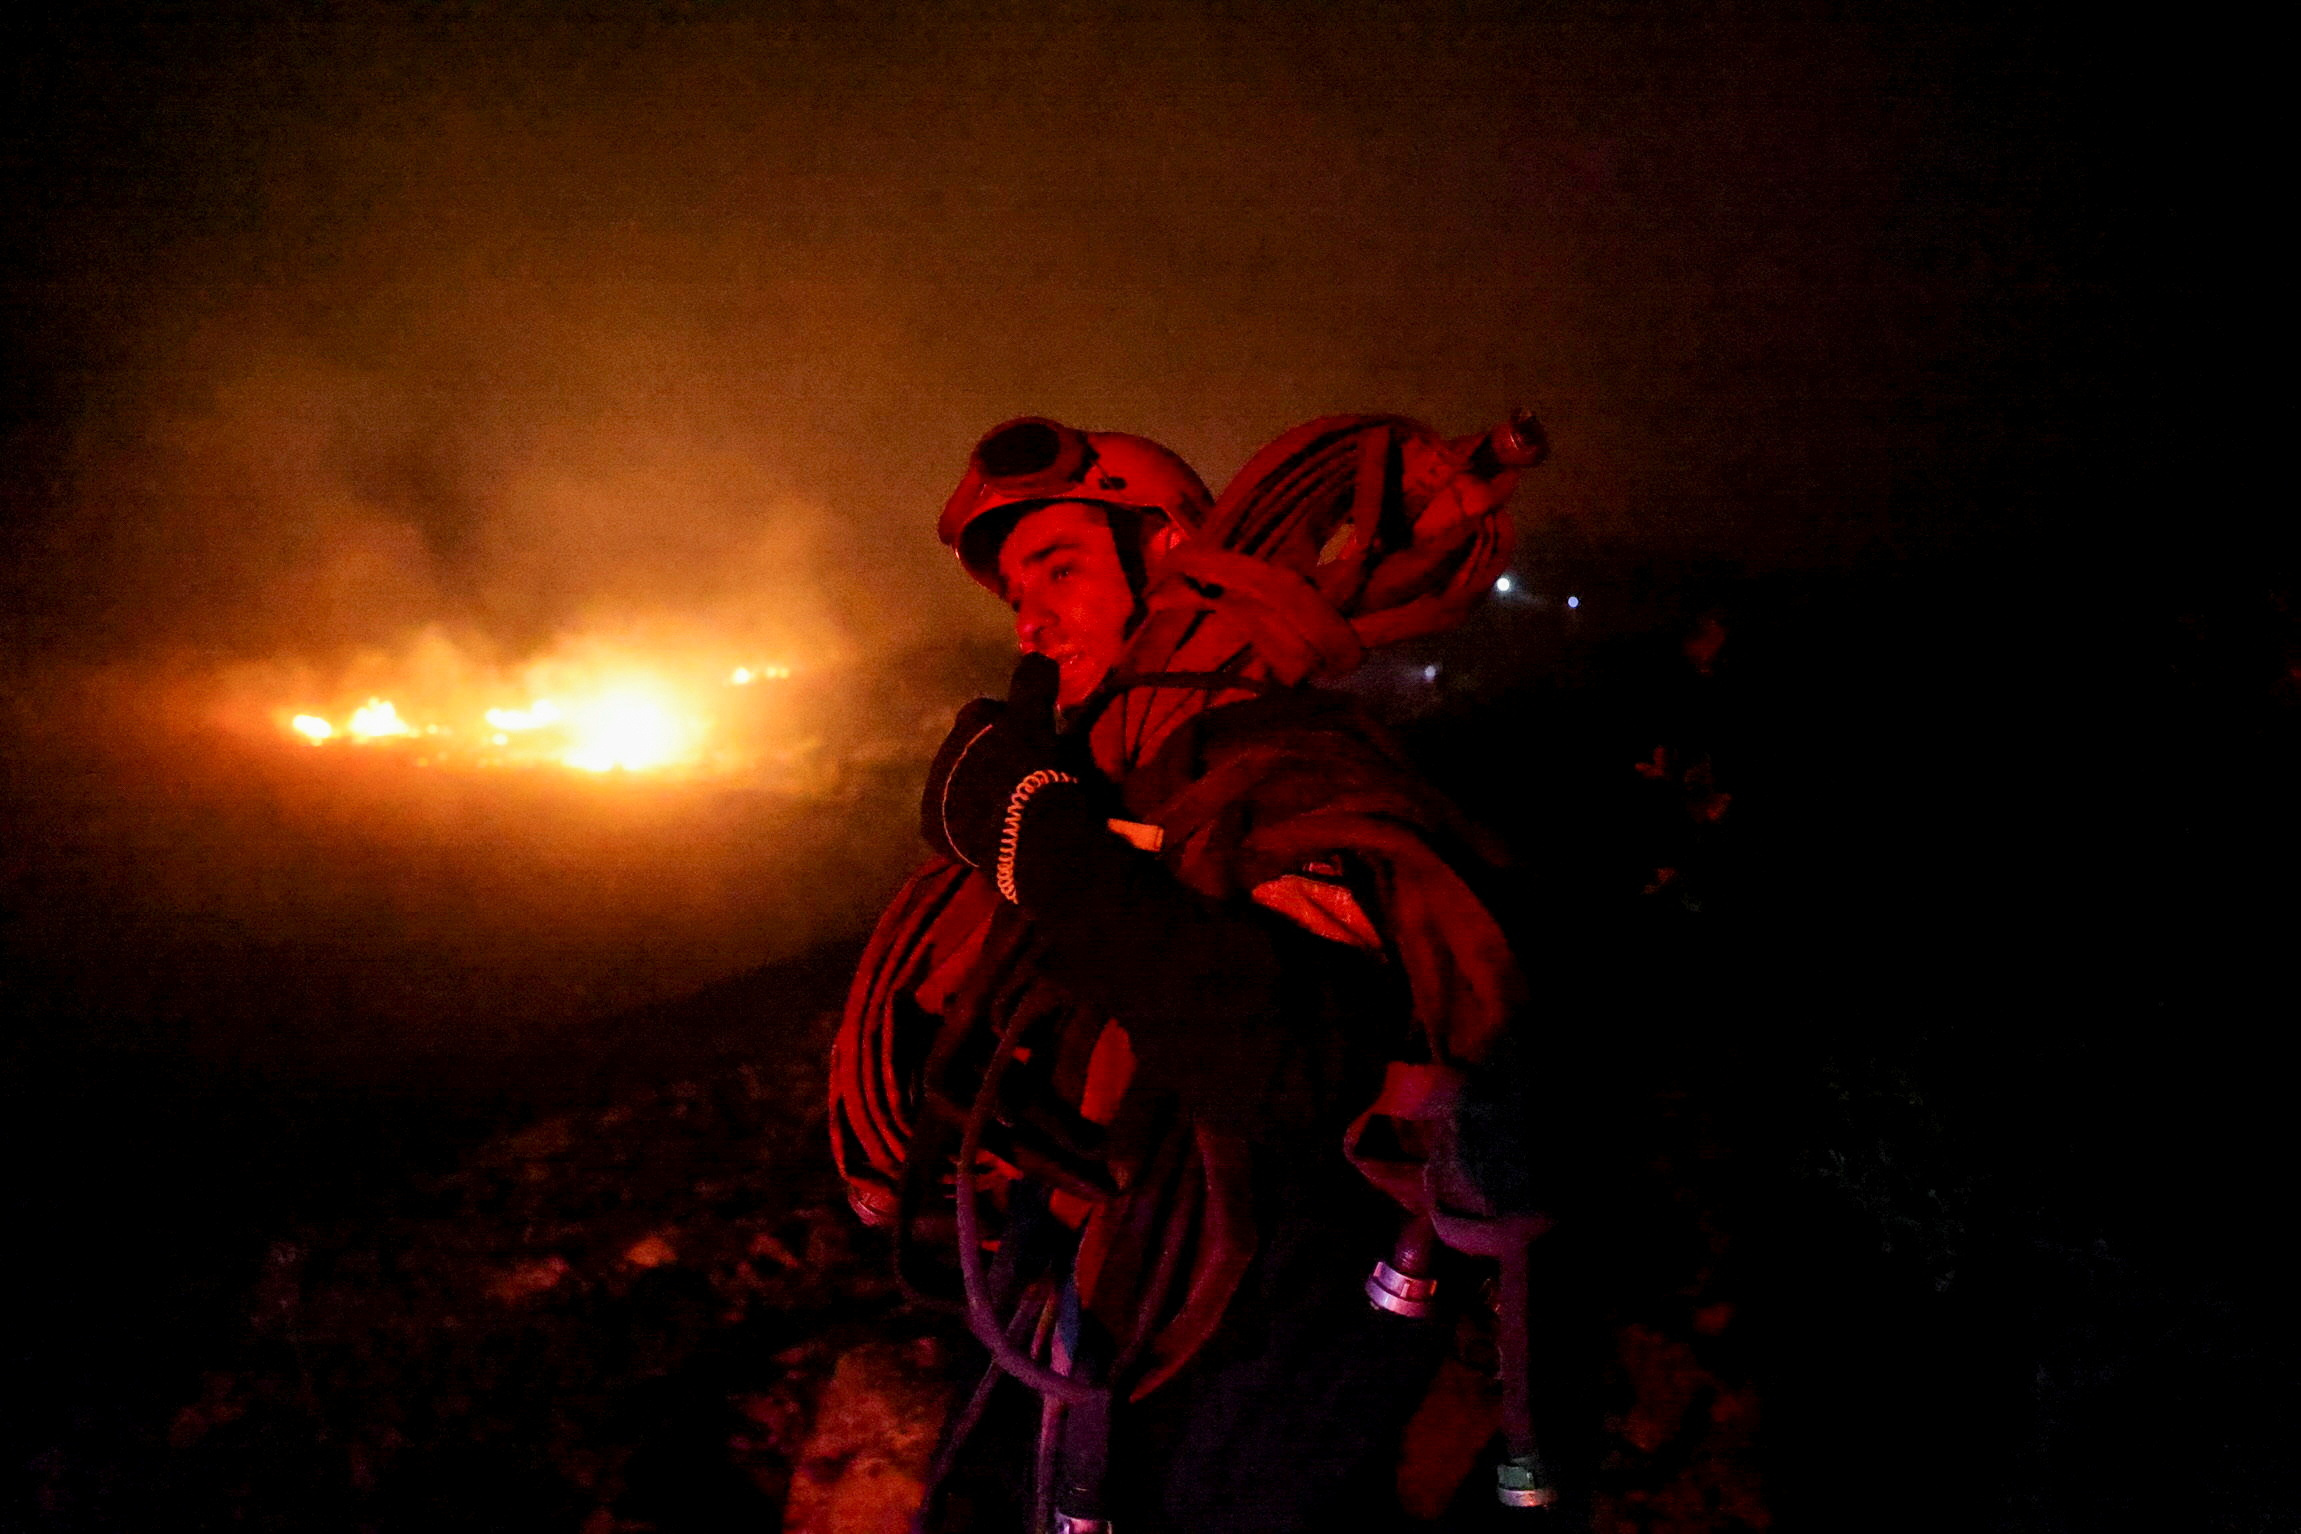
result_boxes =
[1366,1258,1440,1318]
[1366,1210,1442,1318]
[1495,1453,1560,1510]
[1469,407,1551,476]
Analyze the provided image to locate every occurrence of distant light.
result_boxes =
[1566,595,1580,609]
[291,714,333,743]
[1494,575,1514,594]
[731,667,754,685]
[1422,664,1439,682]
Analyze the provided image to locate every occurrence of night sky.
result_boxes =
[0,0,2183,1058]
[5,0,2154,663]
[1,3,2278,1530]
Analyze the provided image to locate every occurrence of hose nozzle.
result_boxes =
[1471,408,1549,475]
[1367,1211,1442,1318]
[1496,1452,1560,1509]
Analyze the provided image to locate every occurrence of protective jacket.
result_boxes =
[829,413,1552,1527]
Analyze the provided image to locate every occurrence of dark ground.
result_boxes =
[4,552,2291,1532]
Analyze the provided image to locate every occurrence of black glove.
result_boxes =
[921,653,1085,875]
[921,659,1327,1133]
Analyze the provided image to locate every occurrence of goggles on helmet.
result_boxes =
[939,417,1212,595]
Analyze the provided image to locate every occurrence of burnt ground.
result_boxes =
[3,558,2293,1533]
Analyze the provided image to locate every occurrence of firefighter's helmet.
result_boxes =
[939,417,1212,595]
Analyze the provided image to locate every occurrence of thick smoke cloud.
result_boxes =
[2,0,2123,1061]
[8,0,2068,671]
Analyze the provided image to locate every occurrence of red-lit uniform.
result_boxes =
[831,414,1548,1530]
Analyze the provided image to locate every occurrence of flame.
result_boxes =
[485,700,564,732]
[258,628,829,781]
[288,682,704,774]
[560,689,689,773]
[347,699,415,739]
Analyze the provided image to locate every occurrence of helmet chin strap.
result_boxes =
[1106,670,1288,697]
[1059,669,1288,739]
[1041,503,1196,733]
[1103,504,1150,597]
[1054,684,1115,738]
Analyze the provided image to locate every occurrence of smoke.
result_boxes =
[10,0,2031,678]
[2,1,2121,1063]
[54,217,963,672]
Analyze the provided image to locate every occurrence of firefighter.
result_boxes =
[833,414,1551,1531]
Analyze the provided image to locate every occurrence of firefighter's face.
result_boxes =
[999,501,1135,706]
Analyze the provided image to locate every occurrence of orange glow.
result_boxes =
[244,619,857,786]
[485,700,563,733]
[347,699,416,739]
[560,688,690,773]
[262,633,787,779]
[623,1234,677,1269]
